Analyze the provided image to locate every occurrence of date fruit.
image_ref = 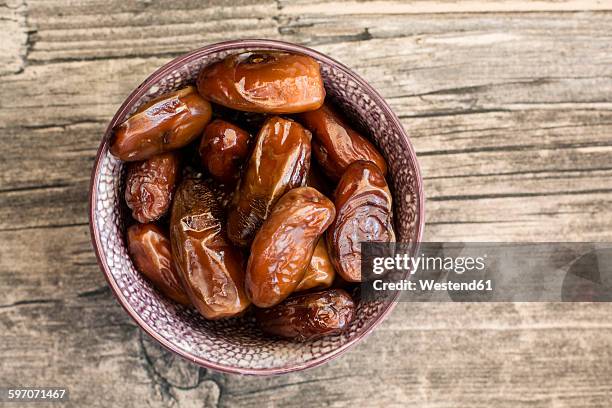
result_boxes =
[111,86,212,161]
[125,152,179,223]
[295,238,335,292]
[170,177,250,319]
[127,223,190,305]
[197,51,325,114]
[255,289,355,341]
[327,160,395,282]
[298,103,387,180]
[227,116,311,247]
[199,119,251,184]
[246,187,335,308]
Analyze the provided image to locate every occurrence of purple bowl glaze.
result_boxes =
[89,39,425,375]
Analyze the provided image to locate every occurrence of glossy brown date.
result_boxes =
[197,51,325,114]
[170,177,250,319]
[246,187,335,308]
[125,152,179,223]
[255,289,355,341]
[295,238,335,293]
[111,86,212,161]
[298,103,387,180]
[127,223,190,305]
[199,119,251,184]
[327,160,395,282]
[226,116,311,247]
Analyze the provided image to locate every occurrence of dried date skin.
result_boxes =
[226,116,311,247]
[170,178,250,319]
[127,223,190,305]
[111,86,212,161]
[125,152,179,223]
[246,187,335,308]
[199,119,251,184]
[197,51,325,114]
[255,289,355,341]
[295,238,335,292]
[298,103,387,180]
[327,161,395,282]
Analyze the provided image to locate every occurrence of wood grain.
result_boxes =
[1,1,612,407]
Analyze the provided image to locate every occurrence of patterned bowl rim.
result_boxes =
[88,39,425,375]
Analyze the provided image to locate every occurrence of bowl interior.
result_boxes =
[90,40,423,374]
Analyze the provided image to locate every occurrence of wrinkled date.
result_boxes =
[298,103,387,180]
[125,152,179,223]
[255,289,355,341]
[327,161,395,282]
[246,187,335,308]
[295,238,335,292]
[197,51,325,114]
[170,178,250,319]
[127,223,190,305]
[199,119,251,184]
[226,116,311,247]
[111,86,212,161]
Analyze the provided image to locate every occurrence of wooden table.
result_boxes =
[2,1,612,406]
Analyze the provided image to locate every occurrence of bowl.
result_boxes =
[89,39,424,375]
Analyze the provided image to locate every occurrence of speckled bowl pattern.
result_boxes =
[89,39,424,375]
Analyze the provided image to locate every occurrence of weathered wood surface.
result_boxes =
[2,1,612,407]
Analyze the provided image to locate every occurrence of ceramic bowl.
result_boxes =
[89,39,424,375]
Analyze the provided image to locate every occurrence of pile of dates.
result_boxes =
[111,51,395,342]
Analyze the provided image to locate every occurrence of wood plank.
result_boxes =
[220,310,612,408]
[26,0,279,63]
[0,13,610,238]
[2,2,612,407]
[280,0,612,14]
[3,13,611,127]
[2,237,612,408]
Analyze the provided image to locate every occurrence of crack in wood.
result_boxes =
[427,220,524,226]
[429,187,612,202]
[423,166,612,181]
[8,119,107,131]
[137,331,223,407]
[27,51,185,66]
[399,108,511,119]
[227,374,355,397]
[419,140,612,157]
[138,331,180,405]
[0,221,88,233]
[392,78,555,99]
[0,182,71,194]
[0,298,60,309]
[77,286,110,298]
